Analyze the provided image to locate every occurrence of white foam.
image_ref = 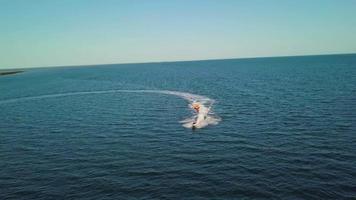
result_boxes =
[155,90,220,129]
[0,90,221,129]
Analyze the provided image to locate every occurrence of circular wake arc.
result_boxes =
[0,90,220,129]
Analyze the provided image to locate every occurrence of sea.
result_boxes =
[1,54,355,199]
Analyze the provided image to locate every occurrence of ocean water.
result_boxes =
[1,54,356,199]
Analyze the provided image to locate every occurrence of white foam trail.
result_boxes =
[0,90,220,129]
[156,90,220,129]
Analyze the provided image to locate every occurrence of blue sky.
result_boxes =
[1,0,356,69]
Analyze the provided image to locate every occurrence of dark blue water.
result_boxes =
[1,54,356,199]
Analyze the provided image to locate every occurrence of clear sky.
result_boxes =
[1,0,356,69]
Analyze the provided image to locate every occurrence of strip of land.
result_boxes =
[0,70,23,76]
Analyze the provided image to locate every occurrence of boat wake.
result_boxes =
[0,90,220,129]
[155,90,220,129]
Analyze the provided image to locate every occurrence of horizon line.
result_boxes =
[2,52,356,71]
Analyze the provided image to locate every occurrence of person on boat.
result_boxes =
[192,102,200,113]
[191,102,208,128]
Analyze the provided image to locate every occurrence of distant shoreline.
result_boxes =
[0,70,23,76]
[1,52,356,70]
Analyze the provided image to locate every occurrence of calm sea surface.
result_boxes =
[1,54,356,199]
